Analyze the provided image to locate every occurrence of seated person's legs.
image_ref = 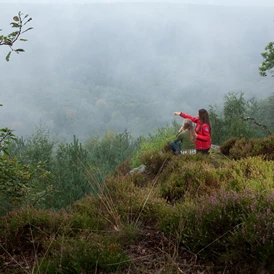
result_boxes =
[170,142,182,155]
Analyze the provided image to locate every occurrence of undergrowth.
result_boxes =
[1,136,274,273]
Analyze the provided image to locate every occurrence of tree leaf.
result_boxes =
[24,18,32,25]
[8,31,19,37]
[5,52,11,62]
[15,49,25,52]
[22,27,33,33]
[10,23,20,28]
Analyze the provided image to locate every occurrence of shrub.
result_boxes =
[159,154,220,202]
[220,137,239,156]
[159,188,274,272]
[0,155,52,215]
[220,134,274,160]
[139,150,171,176]
[131,123,179,167]
[49,136,91,209]
[0,207,67,252]
[36,236,129,273]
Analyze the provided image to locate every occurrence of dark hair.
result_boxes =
[199,109,211,127]
[197,109,211,133]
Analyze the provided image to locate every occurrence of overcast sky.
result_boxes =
[1,0,274,140]
[1,0,274,6]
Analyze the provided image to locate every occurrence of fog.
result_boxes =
[0,1,273,141]
[1,0,274,6]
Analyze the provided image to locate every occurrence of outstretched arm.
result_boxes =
[173,112,198,123]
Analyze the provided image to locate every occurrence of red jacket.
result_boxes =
[180,112,211,150]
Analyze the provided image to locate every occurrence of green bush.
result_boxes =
[49,135,91,209]
[159,154,220,202]
[139,150,171,177]
[36,237,129,274]
[9,125,55,169]
[220,134,274,160]
[131,123,179,167]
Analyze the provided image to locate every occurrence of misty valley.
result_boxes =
[0,2,274,142]
[1,2,274,273]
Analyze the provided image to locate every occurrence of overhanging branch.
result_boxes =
[241,116,272,136]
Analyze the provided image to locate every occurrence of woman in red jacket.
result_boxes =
[173,109,211,155]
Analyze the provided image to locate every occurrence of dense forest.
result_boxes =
[0,2,274,141]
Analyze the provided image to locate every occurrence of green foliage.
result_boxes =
[2,110,274,272]
[9,125,55,169]
[131,122,179,167]
[160,155,220,203]
[4,128,140,211]
[0,127,17,155]
[84,129,139,185]
[220,134,274,160]
[219,137,238,155]
[259,41,274,77]
[0,126,53,215]
[139,150,171,176]
[36,237,128,273]
[0,207,66,251]
[0,11,33,61]
[50,135,91,209]
[0,155,52,214]
[209,92,269,145]
[1,145,274,272]
[85,129,138,170]
[255,92,274,134]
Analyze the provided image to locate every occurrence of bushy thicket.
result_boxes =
[1,111,274,273]
[1,146,274,273]
[209,92,274,145]
[1,127,142,214]
[220,134,274,160]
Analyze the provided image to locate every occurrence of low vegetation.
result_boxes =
[1,122,274,273]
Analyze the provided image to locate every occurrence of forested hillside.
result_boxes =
[0,2,273,141]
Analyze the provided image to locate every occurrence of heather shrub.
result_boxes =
[228,137,256,159]
[258,134,274,159]
[35,236,129,273]
[130,171,149,187]
[159,188,274,272]
[114,158,132,176]
[160,190,254,261]
[66,212,106,233]
[0,207,67,251]
[159,154,221,202]
[221,157,274,192]
[224,192,274,272]
[158,202,188,233]
[220,137,238,155]
[139,150,171,176]
[161,162,220,202]
[220,134,274,160]
[107,176,163,225]
[0,203,133,273]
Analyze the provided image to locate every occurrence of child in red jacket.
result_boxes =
[173,109,211,155]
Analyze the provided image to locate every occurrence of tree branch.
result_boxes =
[240,116,272,136]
